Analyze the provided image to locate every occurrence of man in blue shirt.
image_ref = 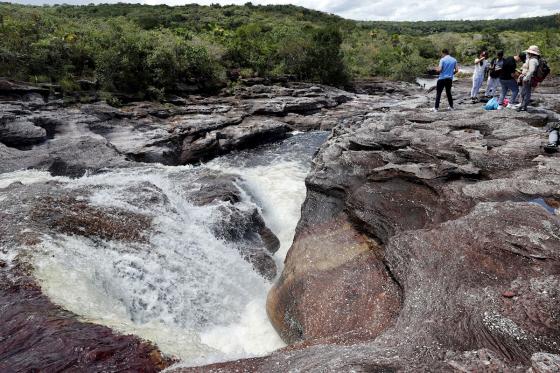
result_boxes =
[434,49,458,111]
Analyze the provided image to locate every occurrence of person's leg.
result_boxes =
[510,80,519,104]
[435,79,444,109]
[519,82,526,107]
[470,76,477,98]
[445,78,453,108]
[486,77,494,96]
[495,78,501,97]
[488,77,499,96]
[521,81,532,109]
[498,80,508,106]
[473,75,483,98]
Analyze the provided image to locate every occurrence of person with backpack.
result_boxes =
[498,52,525,109]
[433,48,458,112]
[517,46,541,112]
[486,50,504,97]
[470,50,489,103]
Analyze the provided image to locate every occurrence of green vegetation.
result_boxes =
[0,2,558,98]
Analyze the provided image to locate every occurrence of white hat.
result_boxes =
[526,45,541,56]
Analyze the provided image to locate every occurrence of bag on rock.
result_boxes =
[484,97,499,110]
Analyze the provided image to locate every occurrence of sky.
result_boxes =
[9,0,560,21]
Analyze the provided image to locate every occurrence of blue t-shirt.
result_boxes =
[438,55,457,80]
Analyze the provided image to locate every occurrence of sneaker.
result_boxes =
[517,107,527,112]
[497,105,504,110]
[431,108,439,112]
[449,107,455,111]
[506,103,515,109]
[544,143,558,153]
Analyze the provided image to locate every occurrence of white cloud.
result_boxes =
[9,0,560,21]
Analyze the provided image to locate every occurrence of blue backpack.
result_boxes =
[484,97,499,110]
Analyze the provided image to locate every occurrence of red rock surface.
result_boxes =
[0,264,172,372]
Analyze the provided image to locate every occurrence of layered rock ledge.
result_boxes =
[0,81,358,176]
[2,77,560,371]
[183,79,560,371]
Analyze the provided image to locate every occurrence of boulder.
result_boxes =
[180,117,290,164]
[0,118,47,147]
[39,136,130,177]
[178,168,281,280]
[0,79,50,101]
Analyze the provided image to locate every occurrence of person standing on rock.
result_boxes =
[486,50,504,97]
[433,49,458,112]
[517,45,541,112]
[498,52,525,109]
[470,51,489,103]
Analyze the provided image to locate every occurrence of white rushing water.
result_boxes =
[18,131,328,367]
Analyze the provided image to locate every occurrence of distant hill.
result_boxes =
[360,14,560,35]
[0,2,558,96]
[3,2,558,33]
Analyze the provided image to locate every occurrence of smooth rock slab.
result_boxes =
[0,119,47,147]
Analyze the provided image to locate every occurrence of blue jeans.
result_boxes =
[499,79,519,106]
[486,77,500,96]
[520,80,532,109]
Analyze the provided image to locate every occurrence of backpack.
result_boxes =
[489,58,501,79]
[534,58,551,83]
[484,97,499,110]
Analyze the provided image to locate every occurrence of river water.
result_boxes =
[2,131,328,368]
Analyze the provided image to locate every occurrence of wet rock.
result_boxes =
[0,79,50,101]
[180,117,289,164]
[81,102,133,121]
[531,352,560,373]
[0,117,47,147]
[1,82,358,171]
[40,136,130,177]
[32,195,152,242]
[89,117,179,165]
[264,88,560,371]
[445,349,526,372]
[348,78,419,96]
[0,265,172,372]
[187,172,242,206]
[171,111,246,138]
[182,169,280,280]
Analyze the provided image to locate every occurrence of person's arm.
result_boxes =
[436,59,442,73]
[475,57,485,64]
[454,63,459,74]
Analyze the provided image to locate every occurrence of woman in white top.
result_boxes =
[471,51,489,103]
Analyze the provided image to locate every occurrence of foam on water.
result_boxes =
[0,169,70,188]
[207,131,328,264]
[14,132,327,367]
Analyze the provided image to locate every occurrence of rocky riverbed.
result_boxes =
[1,77,559,371]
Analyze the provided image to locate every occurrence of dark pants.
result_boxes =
[435,78,453,109]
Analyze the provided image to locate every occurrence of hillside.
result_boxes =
[1,2,558,98]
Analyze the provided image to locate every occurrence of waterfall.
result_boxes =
[7,131,328,367]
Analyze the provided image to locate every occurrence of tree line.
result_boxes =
[0,3,558,99]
